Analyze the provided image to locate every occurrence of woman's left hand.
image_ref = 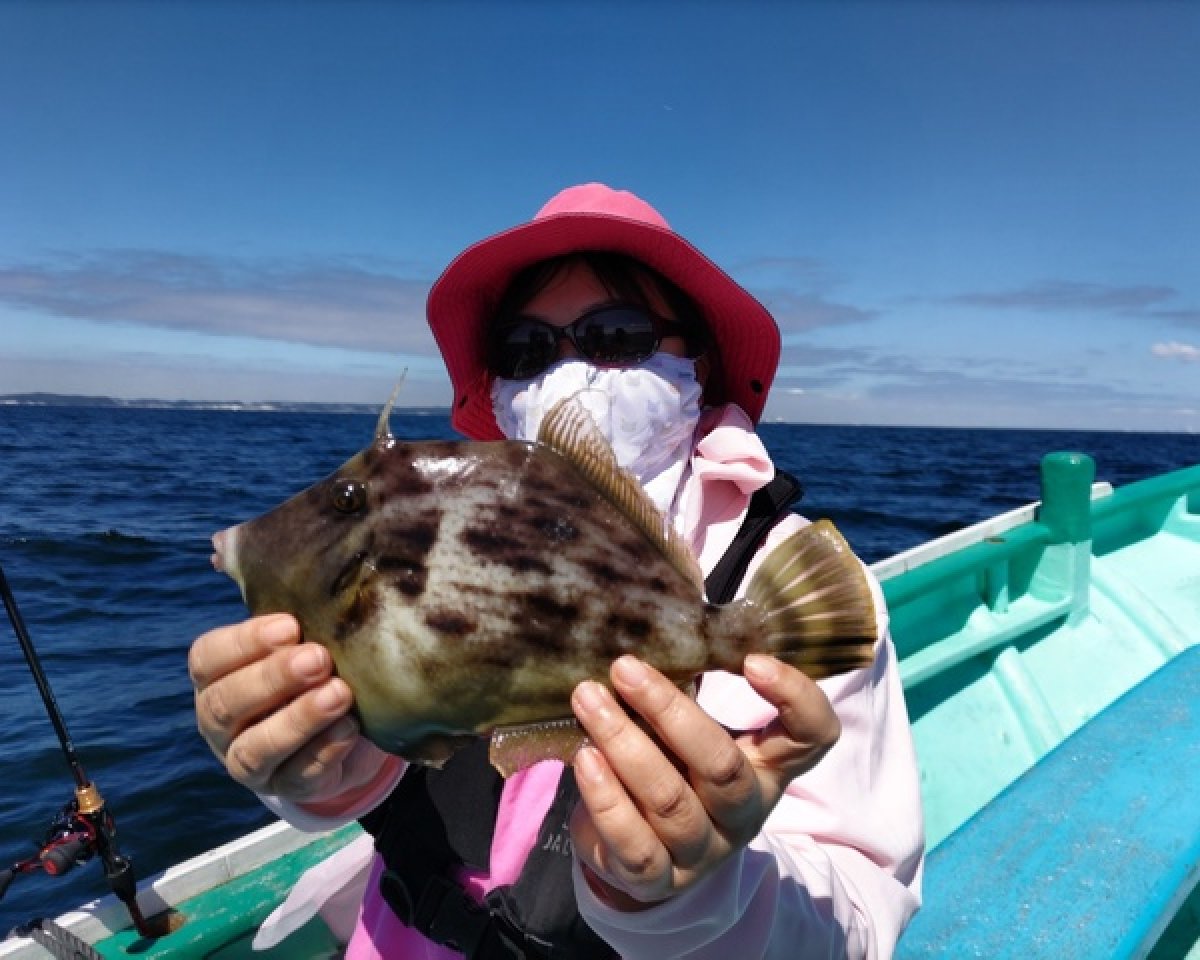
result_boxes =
[568,654,840,910]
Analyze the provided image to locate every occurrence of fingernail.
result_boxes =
[612,656,648,688]
[744,655,779,683]
[315,679,349,713]
[574,681,609,715]
[574,745,605,784]
[261,615,297,646]
[293,645,328,681]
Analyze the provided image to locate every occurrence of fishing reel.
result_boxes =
[0,777,155,944]
[0,786,111,899]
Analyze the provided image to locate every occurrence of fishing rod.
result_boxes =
[0,560,171,940]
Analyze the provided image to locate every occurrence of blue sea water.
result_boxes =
[0,404,1195,932]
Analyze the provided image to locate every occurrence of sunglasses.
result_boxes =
[487,303,693,380]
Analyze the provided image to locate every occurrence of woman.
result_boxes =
[189,183,924,958]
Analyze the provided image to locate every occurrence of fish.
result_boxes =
[211,395,879,777]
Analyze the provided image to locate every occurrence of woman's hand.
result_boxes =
[188,613,386,803]
[569,654,840,910]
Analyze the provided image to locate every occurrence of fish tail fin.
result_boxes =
[741,519,878,679]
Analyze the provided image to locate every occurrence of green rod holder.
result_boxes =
[1038,452,1096,544]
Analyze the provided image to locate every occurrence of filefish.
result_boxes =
[211,396,878,776]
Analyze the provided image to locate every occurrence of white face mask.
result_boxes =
[491,354,704,516]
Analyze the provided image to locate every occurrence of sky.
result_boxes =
[1,0,1198,432]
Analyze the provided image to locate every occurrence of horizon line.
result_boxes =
[1,392,1193,437]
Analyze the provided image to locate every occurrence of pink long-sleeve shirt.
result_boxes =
[265,406,924,958]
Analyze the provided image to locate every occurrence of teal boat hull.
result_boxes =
[884,454,1200,958]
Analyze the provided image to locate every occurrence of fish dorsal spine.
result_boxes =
[537,397,705,592]
[373,372,410,445]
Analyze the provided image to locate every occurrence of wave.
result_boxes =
[14,527,160,544]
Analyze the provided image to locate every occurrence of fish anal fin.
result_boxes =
[538,397,704,591]
[488,718,589,778]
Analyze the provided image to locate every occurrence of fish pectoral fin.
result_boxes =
[488,718,589,778]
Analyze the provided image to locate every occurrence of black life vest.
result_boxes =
[359,470,803,959]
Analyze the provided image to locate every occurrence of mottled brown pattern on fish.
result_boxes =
[530,514,580,543]
[461,526,525,556]
[370,511,441,600]
[523,591,581,624]
[385,517,440,553]
[605,612,653,640]
[423,609,477,636]
[519,470,566,497]
[552,490,595,511]
[223,433,747,756]
[581,557,636,587]
[374,556,429,599]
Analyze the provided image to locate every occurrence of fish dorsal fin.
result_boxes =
[373,371,409,446]
[538,397,704,591]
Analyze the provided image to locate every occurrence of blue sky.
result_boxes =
[1,1,1197,431]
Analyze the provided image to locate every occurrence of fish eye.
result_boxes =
[331,479,367,514]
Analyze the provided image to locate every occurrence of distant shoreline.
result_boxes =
[0,392,448,416]
[1,393,1192,435]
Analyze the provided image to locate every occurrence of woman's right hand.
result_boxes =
[188,613,386,803]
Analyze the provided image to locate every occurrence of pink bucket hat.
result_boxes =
[427,182,781,441]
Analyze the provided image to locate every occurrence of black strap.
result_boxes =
[361,468,804,958]
[362,738,500,876]
[703,469,804,604]
[485,767,613,959]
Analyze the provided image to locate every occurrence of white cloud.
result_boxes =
[0,251,435,353]
[1151,341,1200,362]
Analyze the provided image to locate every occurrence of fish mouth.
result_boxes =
[211,526,238,576]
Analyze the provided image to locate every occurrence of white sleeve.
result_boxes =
[257,755,406,833]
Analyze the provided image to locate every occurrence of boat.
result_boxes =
[2,451,1197,959]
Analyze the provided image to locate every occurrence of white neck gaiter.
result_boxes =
[491,355,704,518]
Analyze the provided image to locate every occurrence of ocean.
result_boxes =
[0,404,1195,932]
